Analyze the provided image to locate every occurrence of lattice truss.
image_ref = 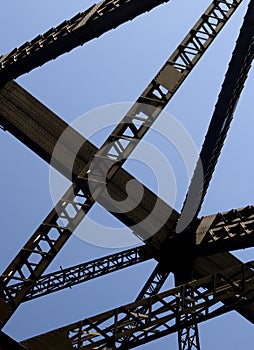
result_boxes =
[0,0,254,349]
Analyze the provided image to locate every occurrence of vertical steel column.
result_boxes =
[177,286,201,350]
[175,268,201,350]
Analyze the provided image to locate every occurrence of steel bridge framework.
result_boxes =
[0,1,254,349]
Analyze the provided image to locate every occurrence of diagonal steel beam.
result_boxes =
[0,0,171,84]
[119,262,170,348]
[135,263,169,300]
[177,0,254,234]
[173,2,254,341]
[169,11,254,344]
[7,246,149,302]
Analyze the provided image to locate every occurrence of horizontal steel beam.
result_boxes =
[21,261,254,350]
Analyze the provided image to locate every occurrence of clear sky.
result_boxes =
[1,1,254,349]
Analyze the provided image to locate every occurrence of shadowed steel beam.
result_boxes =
[0,0,246,330]
[0,0,171,84]
[21,261,254,350]
[8,246,149,302]
[176,0,254,234]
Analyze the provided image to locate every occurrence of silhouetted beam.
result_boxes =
[177,0,254,234]
[196,205,254,255]
[0,0,171,84]
[21,261,254,350]
[7,246,148,302]
[135,263,169,300]
[0,332,28,350]
[176,284,201,350]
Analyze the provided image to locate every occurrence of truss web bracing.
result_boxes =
[0,0,254,349]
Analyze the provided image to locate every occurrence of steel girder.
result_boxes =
[0,0,243,86]
[177,0,254,233]
[135,264,169,300]
[176,285,201,350]
[139,2,254,347]
[7,246,148,302]
[0,0,171,85]
[176,4,254,343]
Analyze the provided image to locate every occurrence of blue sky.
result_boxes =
[1,1,254,349]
